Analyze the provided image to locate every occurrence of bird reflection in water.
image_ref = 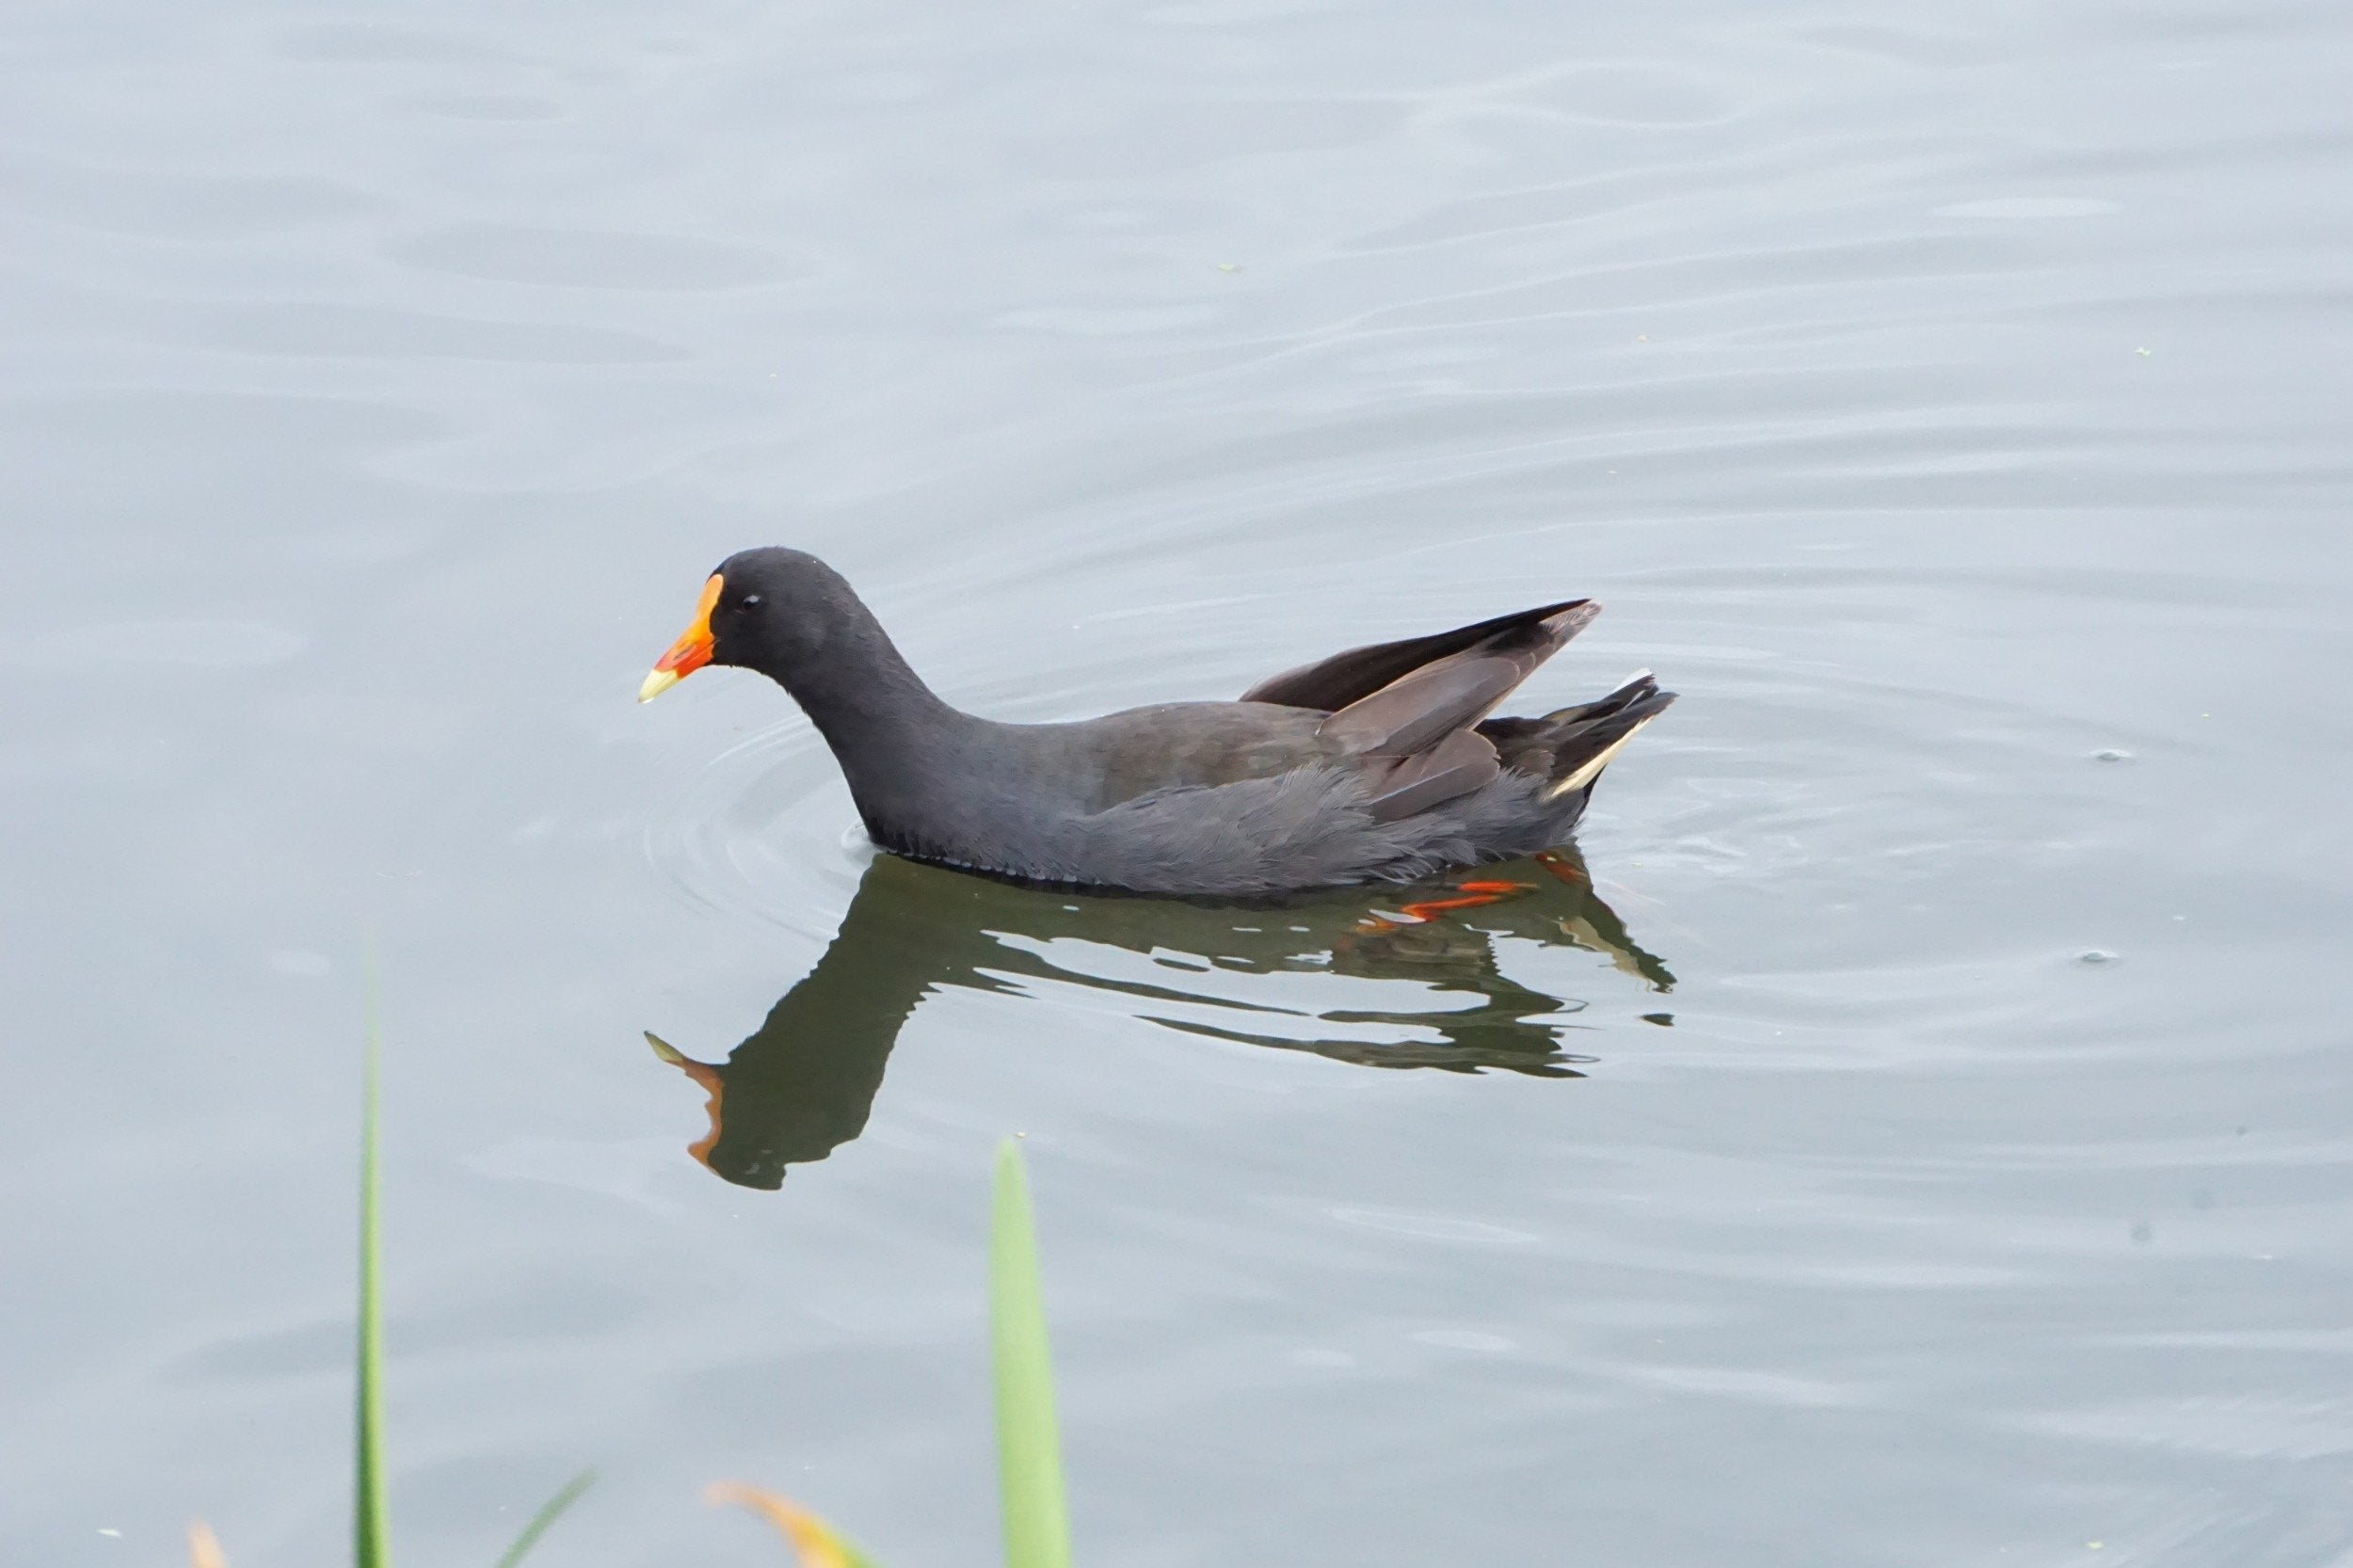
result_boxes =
[646,846,1673,1190]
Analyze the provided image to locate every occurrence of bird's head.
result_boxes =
[637,547,843,701]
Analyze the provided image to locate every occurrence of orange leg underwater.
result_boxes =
[1354,877,1537,933]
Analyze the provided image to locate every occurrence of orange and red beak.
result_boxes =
[638,573,723,702]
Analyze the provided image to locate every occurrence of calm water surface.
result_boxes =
[6,0,2351,1562]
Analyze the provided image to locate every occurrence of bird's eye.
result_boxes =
[739,594,763,609]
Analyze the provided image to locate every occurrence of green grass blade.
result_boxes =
[989,1140,1070,1568]
[356,968,391,1568]
[490,1470,595,1568]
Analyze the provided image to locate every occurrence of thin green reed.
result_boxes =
[356,969,390,1568]
[991,1140,1072,1568]
[491,1470,598,1568]
[344,969,586,1568]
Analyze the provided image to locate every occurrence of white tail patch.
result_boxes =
[1545,715,1656,799]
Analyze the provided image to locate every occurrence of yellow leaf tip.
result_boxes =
[187,1521,229,1568]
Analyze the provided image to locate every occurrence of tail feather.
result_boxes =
[1548,715,1657,797]
[1479,672,1674,801]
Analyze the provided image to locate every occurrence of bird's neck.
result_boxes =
[762,614,973,836]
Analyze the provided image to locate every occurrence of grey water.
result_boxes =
[6,0,2352,1562]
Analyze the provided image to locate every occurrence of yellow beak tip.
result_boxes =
[638,667,681,703]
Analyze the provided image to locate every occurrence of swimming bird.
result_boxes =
[639,548,1673,898]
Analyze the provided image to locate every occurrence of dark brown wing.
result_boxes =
[1240,599,1595,712]
[1242,598,1603,823]
[1320,655,1526,758]
[1360,728,1500,821]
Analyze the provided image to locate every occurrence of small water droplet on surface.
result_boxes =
[2091,748,2133,761]
[2076,950,2118,965]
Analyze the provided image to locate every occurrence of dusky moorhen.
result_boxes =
[640,548,1673,897]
